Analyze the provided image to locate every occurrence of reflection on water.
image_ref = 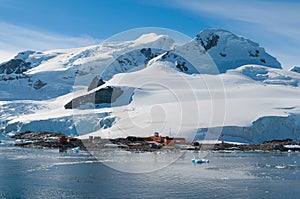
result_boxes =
[0,144,299,198]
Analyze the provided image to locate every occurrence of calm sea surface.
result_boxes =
[0,137,299,198]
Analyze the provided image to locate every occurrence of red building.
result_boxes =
[148,132,186,146]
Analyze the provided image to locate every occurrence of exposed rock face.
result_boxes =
[196,33,220,51]
[140,48,160,62]
[175,61,188,72]
[87,76,105,91]
[64,86,123,109]
[33,80,47,89]
[0,50,38,76]
[155,51,198,74]
[0,59,31,75]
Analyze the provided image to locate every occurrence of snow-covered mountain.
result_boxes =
[195,28,281,72]
[0,28,299,144]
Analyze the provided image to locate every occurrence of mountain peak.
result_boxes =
[134,33,166,43]
[14,50,36,60]
[129,33,174,51]
[194,28,282,72]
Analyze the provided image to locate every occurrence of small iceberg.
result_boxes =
[14,139,32,144]
[192,157,209,164]
[72,146,81,153]
[284,145,300,149]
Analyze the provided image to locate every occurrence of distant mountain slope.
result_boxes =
[0,29,282,100]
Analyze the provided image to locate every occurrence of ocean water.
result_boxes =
[0,140,300,198]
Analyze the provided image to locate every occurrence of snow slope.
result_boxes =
[71,62,300,143]
[0,28,299,144]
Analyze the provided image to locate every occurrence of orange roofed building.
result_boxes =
[147,132,186,146]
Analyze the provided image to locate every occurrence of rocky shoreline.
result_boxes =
[11,131,86,152]
[8,131,300,153]
[198,139,300,152]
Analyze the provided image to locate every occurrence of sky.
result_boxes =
[0,0,299,69]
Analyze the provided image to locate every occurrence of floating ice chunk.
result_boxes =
[284,145,300,149]
[72,146,81,153]
[192,158,209,164]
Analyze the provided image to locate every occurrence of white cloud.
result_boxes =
[171,0,300,69]
[0,50,15,63]
[0,22,100,62]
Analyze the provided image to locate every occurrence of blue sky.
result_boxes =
[0,0,299,69]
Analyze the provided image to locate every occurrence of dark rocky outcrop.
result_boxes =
[189,139,300,152]
[140,48,160,62]
[175,61,188,72]
[33,80,47,89]
[195,33,220,51]
[12,131,64,140]
[0,59,32,74]
[11,131,86,150]
[87,76,105,91]
[64,86,123,109]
